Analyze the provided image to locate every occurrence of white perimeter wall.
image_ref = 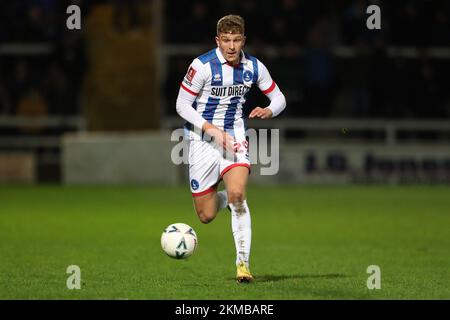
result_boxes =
[62,132,181,185]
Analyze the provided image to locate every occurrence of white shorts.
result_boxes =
[188,137,250,196]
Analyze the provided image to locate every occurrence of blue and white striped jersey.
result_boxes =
[180,48,277,140]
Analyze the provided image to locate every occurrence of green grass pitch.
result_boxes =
[0,185,449,299]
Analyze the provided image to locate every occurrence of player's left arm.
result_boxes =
[249,60,286,119]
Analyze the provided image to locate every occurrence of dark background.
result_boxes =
[0,0,449,182]
[1,0,449,121]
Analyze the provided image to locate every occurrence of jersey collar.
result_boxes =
[215,48,249,66]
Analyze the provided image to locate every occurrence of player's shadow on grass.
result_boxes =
[255,273,347,282]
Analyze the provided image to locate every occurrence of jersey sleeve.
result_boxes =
[176,58,207,130]
[256,59,287,117]
[256,59,276,95]
[180,58,205,96]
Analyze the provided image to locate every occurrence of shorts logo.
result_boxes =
[243,70,253,82]
[186,67,197,82]
[190,179,200,190]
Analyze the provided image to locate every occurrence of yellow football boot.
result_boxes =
[236,262,254,283]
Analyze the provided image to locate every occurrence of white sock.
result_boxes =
[217,190,228,211]
[229,200,251,267]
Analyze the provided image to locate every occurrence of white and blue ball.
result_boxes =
[161,223,198,259]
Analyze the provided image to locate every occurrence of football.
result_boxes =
[161,223,198,259]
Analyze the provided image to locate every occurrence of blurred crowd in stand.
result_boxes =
[0,0,449,122]
[0,1,91,123]
[164,0,450,119]
[0,0,146,123]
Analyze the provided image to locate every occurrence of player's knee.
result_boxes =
[196,209,214,224]
[228,189,244,205]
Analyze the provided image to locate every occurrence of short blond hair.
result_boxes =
[217,15,245,35]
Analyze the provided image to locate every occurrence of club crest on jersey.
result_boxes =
[243,70,253,82]
[213,73,222,82]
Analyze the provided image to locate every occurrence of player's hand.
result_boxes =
[249,107,273,119]
[220,130,236,154]
[203,123,235,154]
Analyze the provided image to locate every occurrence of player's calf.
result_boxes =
[193,191,220,224]
[196,208,216,224]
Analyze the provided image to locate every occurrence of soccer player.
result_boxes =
[175,15,286,282]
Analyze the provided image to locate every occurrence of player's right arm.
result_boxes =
[202,122,235,153]
[176,59,235,153]
[176,59,207,130]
